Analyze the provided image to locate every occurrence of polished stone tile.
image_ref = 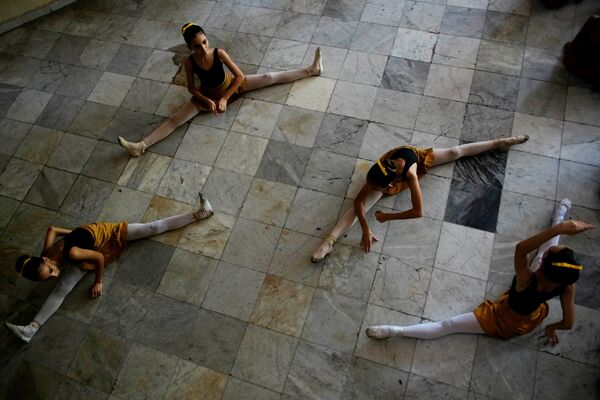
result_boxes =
[178,212,235,259]
[118,153,171,193]
[355,303,420,371]
[361,0,406,26]
[240,178,296,227]
[228,32,271,65]
[404,374,469,399]
[503,150,559,200]
[138,50,179,83]
[67,328,129,393]
[316,113,368,158]
[469,70,519,111]
[426,63,474,104]
[435,222,494,280]
[476,40,523,77]
[444,180,502,233]
[512,112,563,158]
[250,274,314,336]
[400,1,445,33]
[0,196,19,233]
[359,122,413,161]
[517,78,567,120]
[285,188,343,237]
[88,71,135,107]
[324,0,367,20]
[201,167,253,217]
[283,340,351,399]
[256,139,312,186]
[302,289,366,352]
[440,6,486,38]
[77,39,120,70]
[312,16,358,48]
[415,97,465,138]
[489,0,531,15]
[69,101,117,139]
[82,141,130,183]
[63,10,104,37]
[174,125,226,166]
[350,21,396,55]
[433,35,479,70]
[50,378,108,400]
[0,202,55,251]
[262,38,308,70]
[0,56,41,87]
[275,11,320,42]
[112,344,178,400]
[561,122,599,167]
[340,50,387,86]
[286,76,336,112]
[15,125,63,164]
[222,217,281,271]
[102,108,163,143]
[382,217,442,266]
[461,104,515,142]
[391,27,438,62]
[106,44,152,76]
[0,83,21,117]
[36,94,84,131]
[215,131,268,176]
[164,360,227,400]
[24,167,77,211]
[156,248,217,306]
[46,133,97,174]
[121,78,169,114]
[565,85,600,127]
[521,47,567,84]
[394,173,451,220]
[526,17,572,53]
[496,190,555,238]
[411,332,478,389]
[556,160,600,209]
[371,88,421,129]
[222,378,280,400]
[423,268,486,320]
[156,159,211,204]
[336,198,392,253]
[97,186,152,223]
[328,80,377,119]
[269,229,323,285]
[0,158,42,201]
[483,11,528,44]
[55,66,102,101]
[232,98,283,139]
[46,34,91,64]
[232,324,297,391]
[382,57,430,95]
[6,89,53,123]
[114,239,174,290]
[534,353,599,400]
[301,148,356,196]
[342,357,407,399]
[272,105,325,148]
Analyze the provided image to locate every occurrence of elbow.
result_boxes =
[353,197,363,209]
[412,208,423,218]
[515,242,527,257]
[563,320,574,330]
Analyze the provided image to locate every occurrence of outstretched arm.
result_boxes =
[375,171,423,223]
[543,284,576,346]
[217,50,245,112]
[66,247,105,298]
[42,226,71,253]
[514,220,594,289]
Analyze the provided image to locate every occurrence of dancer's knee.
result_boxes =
[448,146,462,160]
[261,73,275,85]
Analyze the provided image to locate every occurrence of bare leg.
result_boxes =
[530,199,572,271]
[431,135,529,167]
[367,312,484,340]
[118,100,204,157]
[311,186,383,262]
[243,47,322,92]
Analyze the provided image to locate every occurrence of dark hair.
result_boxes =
[15,255,42,281]
[181,23,205,47]
[542,247,582,286]
[366,159,397,188]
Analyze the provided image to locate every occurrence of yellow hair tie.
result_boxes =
[20,256,32,275]
[552,262,583,271]
[376,159,388,176]
[182,23,195,33]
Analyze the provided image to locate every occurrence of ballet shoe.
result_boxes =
[555,198,572,221]
[310,234,335,263]
[193,192,214,220]
[497,135,529,151]
[309,47,323,76]
[366,326,393,340]
[6,321,38,343]
[118,136,146,157]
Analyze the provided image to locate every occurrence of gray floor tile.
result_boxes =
[482,11,528,44]
[440,6,486,38]
[24,167,77,210]
[107,44,153,76]
[59,175,113,220]
[469,70,520,111]
[36,94,85,131]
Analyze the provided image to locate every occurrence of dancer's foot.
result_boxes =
[5,321,39,343]
[308,47,323,76]
[310,234,335,263]
[193,193,214,220]
[554,198,572,223]
[118,136,146,157]
[496,135,529,151]
[366,325,401,340]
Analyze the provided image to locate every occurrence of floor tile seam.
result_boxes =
[224,214,284,269]
[538,348,600,369]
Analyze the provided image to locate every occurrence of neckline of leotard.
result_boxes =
[189,48,219,72]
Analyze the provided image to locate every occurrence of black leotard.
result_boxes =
[507,275,565,315]
[386,147,418,181]
[62,228,94,260]
[189,48,225,89]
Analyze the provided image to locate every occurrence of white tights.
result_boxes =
[32,212,197,326]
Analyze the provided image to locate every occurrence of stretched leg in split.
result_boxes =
[367,312,484,340]
[431,135,529,167]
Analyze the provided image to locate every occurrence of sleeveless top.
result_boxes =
[62,227,94,260]
[507,275,565,316]
[189,48,226,89]
[384,147,418,181]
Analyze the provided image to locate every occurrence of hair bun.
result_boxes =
[15,255,28,273]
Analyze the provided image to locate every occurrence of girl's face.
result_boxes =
[190,33,209,55]
[37,257,60,281]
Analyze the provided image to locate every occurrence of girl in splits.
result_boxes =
[311,136,529,262]
[5,195,214,343]
[118,23,323,156]
[367,199,595,344]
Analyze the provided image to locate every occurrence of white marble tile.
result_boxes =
[394,173,451,220]
[88,72,135,107]
[391,27,438,62]
[447,0,488,9]
[238,7,283,36]
[328,80,378,120]
[179,212,236,259]
[284,188,343,237]
[221,218,281,272]
[355,303,419,371]
[496,191,555,238]
[434,222,494,280]
[534,353,599,400]
[262,38,308,70]
[286,76,336,112]
[411,332,478,389]
[423,268,486,320]
[424,64,474,103]
[155,84,189,117]
[361,0,406,26]
[139,50,179,83]
[476,40,524,76]
[232,98,283,139]
[271,105,325,148]
[433,34,480,69]
[561,122,600,167]
[382,217,443,267]
[488,0,532,16]
[339,50,387,86]
[359,122,413,162]
[511,113,563,159]
[503,150,559,200]
[156,159,211,204]
[214,131,268,176]
[301,44,348,80]
[556,160,600,209]
[370,88,421,129]
[174,125,227,166]
[415,96,466,139]
[269,229,323,286]
[240,178,296,227]
[6,89,53,123]
[565,86,600,128]
[400,1,445,33]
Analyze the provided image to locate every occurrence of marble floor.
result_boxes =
[0,0,599,398]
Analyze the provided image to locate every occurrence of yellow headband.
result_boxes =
[182,23,195,34]
[20,256,32,275]
[552,262,583,271]
[376,159,388,176]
